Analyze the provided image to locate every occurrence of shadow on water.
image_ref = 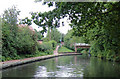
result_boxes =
[2,55,120,78]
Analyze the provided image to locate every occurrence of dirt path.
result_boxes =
[53,45,59,55]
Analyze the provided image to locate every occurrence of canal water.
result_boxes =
[2,55,120,78]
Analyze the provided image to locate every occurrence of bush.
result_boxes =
[77,48,84,53]
[1,7,39,61]
[49,40,57,50]
[37,40,57,55]
[16,27,37,54]
[2,21,38,61]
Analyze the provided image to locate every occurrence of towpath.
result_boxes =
[53,45,59,55]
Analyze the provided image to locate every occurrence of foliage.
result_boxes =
[2,6,20,26]
[43,27,62,43]
[43,27,51,42]
[37,40,57,54]
[17,26,38,54]
[1,7,53,61]
[77,48,89,53]
[0,18,2,61]
[2,21,38,60]
[64,29,85,50]
[35,29,43,40]
[23,2,120,62]
[51,28,62,42]
[61,33,65,42]
[20,17,32,26]
[49,40,57,50]
[2,7,20,60]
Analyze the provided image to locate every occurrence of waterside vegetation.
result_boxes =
[1,7,58,61]
[24,2,120,62]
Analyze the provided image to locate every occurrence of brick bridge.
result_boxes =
[74,43,90,52]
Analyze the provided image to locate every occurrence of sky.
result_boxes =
[0,0,72,36]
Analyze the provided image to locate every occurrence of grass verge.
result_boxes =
[58,46,74,53]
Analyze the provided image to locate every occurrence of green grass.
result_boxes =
[2,51,53,62]
[58,46,74,53]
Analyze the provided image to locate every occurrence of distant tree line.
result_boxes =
[43,27,64,43]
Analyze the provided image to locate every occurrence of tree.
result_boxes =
[22,2,120,61]
[2,6,20,59]
[51,28,61,43]
[61,33,65,42]
[64,29,85,49]
[2,6,20,25]
[2,6,38,61]
[0,18,2,61]
[44,27,61,43]
[35,29,43,40]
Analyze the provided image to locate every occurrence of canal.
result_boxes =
[2,55,120,78]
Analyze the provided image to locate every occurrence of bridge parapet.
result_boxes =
[75,43,90,46]
[74,43,90,52]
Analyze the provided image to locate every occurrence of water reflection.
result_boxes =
[33,56,89,77]
[2,55,120,77]
[34,56,84,77]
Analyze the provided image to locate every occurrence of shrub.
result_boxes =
[37,40,57,54]
[2,7,39,61]
[49,40,57,50]
[16,26,37,55]
[2,20,38,61]
[77,48,84,53]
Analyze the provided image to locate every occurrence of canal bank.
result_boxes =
[1,53,82,69]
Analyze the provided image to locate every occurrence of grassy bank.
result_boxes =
[58,46,74,53]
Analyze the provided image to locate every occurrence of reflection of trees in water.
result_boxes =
[2,62,39,77]
[55,57,58,63]
[35,56,120,77]
[83,57,120,77]
[74,56,77,65]
[3,56,120,77]
[72,55,90,76]
[35,56,91,77]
